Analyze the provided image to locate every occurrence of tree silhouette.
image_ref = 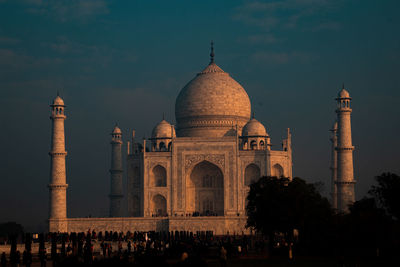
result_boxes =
[369,172,400,220]
[246,176,332,254]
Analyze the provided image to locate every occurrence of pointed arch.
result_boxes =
[244,163,261,186]
[187,160,224,216]
[159,142,166,151]
[272,163,284,177]
[151,165,167,187]
[250,140,257,150]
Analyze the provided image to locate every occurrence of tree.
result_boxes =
[339,197,396,258]
[246,176,333,254]
[369,172,400,220]
[0,222,24,238]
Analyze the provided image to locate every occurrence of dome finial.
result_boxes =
[210,40,214,64]
[162,112,165,120]
[342,83,345,89]
[252,112,255,119]
[57,90,60,97]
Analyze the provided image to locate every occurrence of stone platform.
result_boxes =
[49,216,248,235]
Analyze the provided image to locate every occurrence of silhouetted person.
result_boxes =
[1,252,6,267]
[127,241,132,254]
[66,244,72,256]
[219,246,227,267]
[107,244,113,258]
[22,250,28,267]
[15,251,20,267]
[39,248,46,267]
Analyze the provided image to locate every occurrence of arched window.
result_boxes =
[259,140,265,149]
[250,140,257,150]
[151,165,166,187]
[159,142,166,151]
[272,164,284,177]
[244,164,261,186]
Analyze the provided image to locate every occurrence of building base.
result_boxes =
[49,216,249,235]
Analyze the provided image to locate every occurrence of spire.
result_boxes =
[252,112,255,119]
[210,40,214,64]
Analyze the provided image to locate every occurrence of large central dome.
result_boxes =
[175,61,251,137]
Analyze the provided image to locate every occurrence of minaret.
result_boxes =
[109,125,123,217]
[329,121,338,210]
[335,86,356,212]
[48,94,68,232]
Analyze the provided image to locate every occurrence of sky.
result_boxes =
[0,0,399,231]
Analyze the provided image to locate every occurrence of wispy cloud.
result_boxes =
[251,50,318,64]
[40,36,137,67]
[0,36,20,45]
[12,0,110,22]
[247,34,281,44]
[233,0,342,31]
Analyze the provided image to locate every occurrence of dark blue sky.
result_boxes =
[0,0,399,231]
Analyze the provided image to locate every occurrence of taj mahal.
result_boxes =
[47,45,355,234]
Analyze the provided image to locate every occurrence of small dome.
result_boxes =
[338,88,350,98]
[52,96,65,106]
[242,118,267,137]
[152,120,175,139]
[112,125,122,134]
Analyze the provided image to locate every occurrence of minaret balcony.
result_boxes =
[48,183,68,189]
[335,146,354,151]
[49,151,68,156]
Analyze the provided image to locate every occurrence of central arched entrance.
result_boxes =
[187,160,224,216]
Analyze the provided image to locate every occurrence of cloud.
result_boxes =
[40,36,137,70]
[251,51,290,64]
[0,48,30,68]
[14,0,110,22]
[0,36,20,45]
[251,51,318,64]
[247,34,281,44]
[233,0,342,31]
[311,21,341,32]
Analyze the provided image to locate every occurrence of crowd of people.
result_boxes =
[2,230,266,266]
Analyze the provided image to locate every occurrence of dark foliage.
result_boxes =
[246,175,400,259]
[246,176,333,254]
[369,172,400,220]
[0,222,24,238]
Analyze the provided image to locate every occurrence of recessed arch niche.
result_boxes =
[244,163,261,186]
[150,165,166,187]
[272,163,284,177]
[186,160,224,216]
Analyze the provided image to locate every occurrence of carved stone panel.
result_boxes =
[185,154,225,170]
